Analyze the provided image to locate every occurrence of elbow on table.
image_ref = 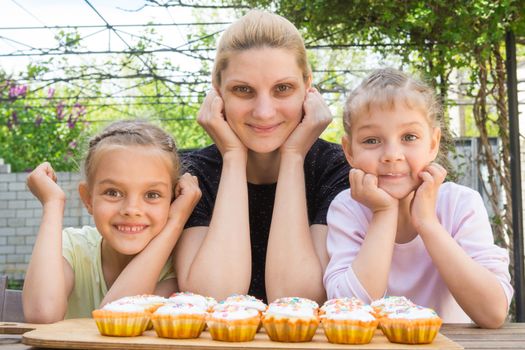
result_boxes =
[24,306,65,324]
[24,313,64,324]
[474,308,508,329]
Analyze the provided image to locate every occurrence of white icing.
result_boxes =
[102,303,146,313]
[114,295,167,306]
[168,292,212,310]
[371,296,415,313]
[387,307,439,320]
[321,298,372,313]
[154,304,207,316]
[215,294,266,312]
[323,308,376,321]
[271,297,319,309]
[210,306,259,320]
[265,303,316,318]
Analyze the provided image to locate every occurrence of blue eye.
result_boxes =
[403,134,417,141]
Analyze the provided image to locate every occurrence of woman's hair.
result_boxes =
[212,9,311,87]
[83,120,180,189]
[343,68,442,134]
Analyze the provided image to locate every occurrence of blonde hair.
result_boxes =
[212,9,311,87]
[84,120,180,190]
[343,68,442,134]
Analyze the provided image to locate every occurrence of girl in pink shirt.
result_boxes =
[324,68,513,328]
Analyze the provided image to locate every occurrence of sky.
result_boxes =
[0,0,232,74]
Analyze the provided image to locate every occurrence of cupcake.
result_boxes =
[206,305,260,342]
[92,303,150,337]
[379,306,442,344]
[168,292,217,311]
[109,294,167,330]
[214,294,267,313]
[272,297,319,310]
[321,304,378,344]
[262,297,319,342]
[320,297,372,315]
[371,296,415,318]
[150,303,207,339]
[112,294,167,314]
[214,294,267,332]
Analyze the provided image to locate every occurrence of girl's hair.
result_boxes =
[343,68,455,176]
[84,120,180,189]
[212,9,311,87]
[343,68,442,134]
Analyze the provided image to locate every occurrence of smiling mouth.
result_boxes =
[248,123,282,133]
[379,173,407,180]
[115,225,147,233]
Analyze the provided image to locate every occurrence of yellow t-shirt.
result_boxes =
[62,226,175,319]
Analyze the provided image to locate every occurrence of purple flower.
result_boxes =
[68,141,77,149]
[8,85,27,99]
[11,111,18,125]
[47,87,55,99]
[73,103,86,117]
[56,101,65,120]
[67,115,77,129]
[35,115,43,127]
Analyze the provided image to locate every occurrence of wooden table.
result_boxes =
[1,322,524,349]
[441,323,525,349]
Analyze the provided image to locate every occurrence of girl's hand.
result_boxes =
[411,162,447,232]
[26,162,65,205]
[168,173,201,221]
[350,168,398,213]
[280,88,332,158]
[197,90,246,157]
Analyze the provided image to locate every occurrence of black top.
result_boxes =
[181,139,350,302]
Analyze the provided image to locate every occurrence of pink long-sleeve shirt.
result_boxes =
[324,182,514,323]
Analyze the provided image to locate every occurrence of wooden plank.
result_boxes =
[452,341,525,349]
[22,318,462,350]
[0,323,37,335]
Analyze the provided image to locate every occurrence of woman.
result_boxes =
[175,10,349,304]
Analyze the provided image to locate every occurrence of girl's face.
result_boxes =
[79,145,173,256]
[343,102,441,200]
[218,47,309,154]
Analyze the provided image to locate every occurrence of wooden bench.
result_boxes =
[0,275,24,322]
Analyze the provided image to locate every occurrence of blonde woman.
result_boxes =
[175,10,349,303]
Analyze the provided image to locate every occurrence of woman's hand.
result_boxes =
[169,173,201,222]
[26,162,66,205]
[197,90,246,157]
[280,88,332,158]
[350,168,398,213]
[410,162,447,232]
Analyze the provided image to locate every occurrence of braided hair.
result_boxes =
[84,120,180,189]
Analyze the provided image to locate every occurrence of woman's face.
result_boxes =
[218,47,309,154]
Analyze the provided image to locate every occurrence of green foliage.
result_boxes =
[0,71,90,172]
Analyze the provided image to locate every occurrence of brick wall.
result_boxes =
[0,160,93,280]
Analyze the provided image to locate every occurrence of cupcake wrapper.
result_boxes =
[379,317,442,344]
[322,318,378,344]
[262,316,319,342]
[151,314,206,339]
[92,310,149,337]
[206,316,260,342]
